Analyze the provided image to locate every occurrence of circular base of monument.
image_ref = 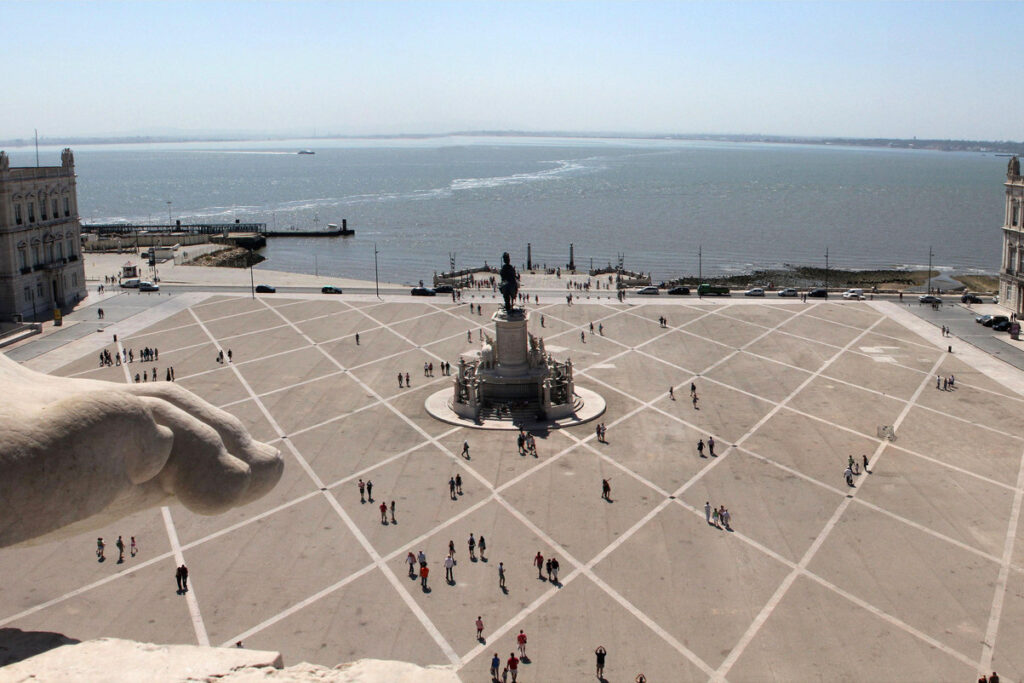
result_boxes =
[424,387,606,431]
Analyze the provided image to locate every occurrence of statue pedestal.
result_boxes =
[491,308,528,372]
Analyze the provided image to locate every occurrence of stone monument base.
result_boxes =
[424,386,605,431]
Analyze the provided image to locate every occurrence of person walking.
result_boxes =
[499,562,506,590]
[705,501,712,524]
[550,557,560,583]
[697,438,705,457]
[712,507,720,528]
[179,564,189,592]
[708,436,715,457]
[175,564,183,592]
[444,554,455,583]
[669,386,674,400]
[455,474,463,495]
[420,563,429,590]
[116,536,125,563]
[517,630,528,659]
[490,653,501,680]
[476,616,485,641]
[534,551,545,580]
[507,653,519,682]
[380,501,388,524]
[130,536,137,557]
[690,382,696,398]
[449,539,457,558]
[468,533,477,560]
[602,478,611,501]
[405,372,410,387]
[545,557,552,581]
[406,552,416,578]
[399,373,404,388]
[595,646,607,677]
[692,391,699,409]
[366,480,373,502]
[862,454,870,473]
[355,333,360,345]
[479,535,487,561]
[449,477,457,500]
[358,479,365,503]
[96,537,105,562]
[462,440,470,459]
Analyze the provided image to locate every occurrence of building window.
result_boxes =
[23,287,30,304]
[36,282,43,298]
[52,199,59,218]
[66,238,74,257]
[56,242,63,260]
[28,202,35,223]
[1014,204,1021,227]
[14,204,22,225]
[17,248,26,270]
[32,244,41,265]
[63,198,70,217]
[46,242,54,263]
[40,199,47,221]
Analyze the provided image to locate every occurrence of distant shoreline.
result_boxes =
[3,131,1022,156]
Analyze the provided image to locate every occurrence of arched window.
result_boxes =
[52,199,59,219]
[31,239,41,265]
[14,204,22,225]
[16,242,27,270]
[39,194,47,220]
[63,197,70,217]
[27,202,35,223]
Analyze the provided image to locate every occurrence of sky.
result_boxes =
[2,1,1022,141]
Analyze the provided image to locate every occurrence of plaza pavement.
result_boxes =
[3,291,1024,682]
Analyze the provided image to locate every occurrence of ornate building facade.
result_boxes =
[0,148,86,321]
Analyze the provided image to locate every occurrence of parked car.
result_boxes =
[777,288,798,297]
[807,288,828,298]
[636,286,660,295]
[961,293,983,304]
[697,284,730,296]
[918,294,942,304]
[976,314,993,326]
[991,315,1011,331]
[255,284,276,293]
[434,284,454,294]
[411,286,436,296]
[138,281,159,292]
[842,288,864,300]
[120,278,140,289]
[744,287,765,297]
[321,285,343,294]
[667,286,691,296]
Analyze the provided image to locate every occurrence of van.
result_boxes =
[842,288,863,300]
[697,283,730,296]
[120,278,140,289]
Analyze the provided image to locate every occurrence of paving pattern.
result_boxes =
[3,294,1024,682]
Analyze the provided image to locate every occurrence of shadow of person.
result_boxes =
[501,586,509,595]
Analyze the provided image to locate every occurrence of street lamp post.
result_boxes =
[248,248,255,299]
[374,243,381,300]
[927,246,934,295]
[825,248,829,293]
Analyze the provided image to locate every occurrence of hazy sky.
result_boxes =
[3,1,1022,140]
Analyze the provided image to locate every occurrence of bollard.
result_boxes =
[948,345,952,353]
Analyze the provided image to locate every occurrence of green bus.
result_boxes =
[697,283,730,296]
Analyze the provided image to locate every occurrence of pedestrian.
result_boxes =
[175,564,183,592]
[697,438,705,457]
[595,646,607,677]
[534,551,544,579]
[424,362,429,377]
[936,375,941,390]
[449,539,456,558]
[468,533,476,560]
[581,331,586,343]
[420,563,429,590]
[517,630,527,659]
[942,377,948,391]
[540,315,545,327]
[708,436,715,457]
[462,440,470,458]
[691,382,696,397]
[499,562,506,590]
[366,480,373,501]
[722,507,732,530]
[476,616,485,641]
[355,333,360,345]
[445,554,455,583]
[712,507,720,528]
[550,557,559,582]
[669,386,674,400]
[599,323,604,335]
[390,500,396,524]
[407,551,416,578]
[179,564,189,592]
[950,374,955,388]
[507,653,519,682]
[705,501,712,524]
[227,349,232,362]
[844,466,855,487]
[429,362,434,376]
[862,454,869,473]
[545,557,552,581]
[130,536,137,557]
[116,535,125,563]
[358,478,365,503]
[399,373,404,388]
[491,653,501,680]
[449,476,457,500]
[96,537,105,561]
[602,478,611,501]
[380,501,388,524]
[455,473,463,495]
[596,423,602,443]
[479,535,487,561]
[405,372,410,387]
[468,330,473,342]
[692,392,699,408]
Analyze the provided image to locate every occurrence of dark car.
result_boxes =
[255,284,276,293]
[961,293,983,304]
[411,287,436,296]
[321,285,343,294]
[976,314,993,326]
[807,288,828,298]
[667,286,690,296]
[991,315,1011,331]
[434,284,454,294]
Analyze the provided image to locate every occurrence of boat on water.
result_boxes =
[297,150,315,155]
[265,219,354,238]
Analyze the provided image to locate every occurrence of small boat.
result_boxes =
[297,150,315,155]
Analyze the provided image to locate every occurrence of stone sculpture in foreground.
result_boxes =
[0,354,283,548]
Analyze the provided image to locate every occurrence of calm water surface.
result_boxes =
[6,137,1005,284]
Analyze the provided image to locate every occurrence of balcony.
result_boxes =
[19,267,30,275]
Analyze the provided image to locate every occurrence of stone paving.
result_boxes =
[3,294,1024,682]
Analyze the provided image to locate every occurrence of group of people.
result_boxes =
[134,367,175,383]
[216,348,233,364]
[532,551,561,583]
[423,361,452,377]
[657,315,669,327]
[705,501,732,530]
[696,435,716,457]
[516,431,537,456]
[407,533,489,590]
[594,423,608,443]
[98,345,158,367]
[936,374,956,390]
[844,454,871,486]
[95,535,137,564]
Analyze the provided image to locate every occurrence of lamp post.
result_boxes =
[824,248,829,293]
[927,246,933,295]
[248,248,255,299]
[374,243,381,300]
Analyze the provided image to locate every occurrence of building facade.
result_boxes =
[0,148,86,321]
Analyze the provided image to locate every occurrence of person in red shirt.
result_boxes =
[534,551,544,580]
[516,629,527,659]
[506,652,519,682]
[419,564,429,590]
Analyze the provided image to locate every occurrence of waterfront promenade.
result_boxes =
[3,286,1024,681]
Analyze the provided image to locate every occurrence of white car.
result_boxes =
[744,288,765,297]
[139,281,159,292]
[842,289,863,300]
[636,286,660,295]
[777,288,799,297]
